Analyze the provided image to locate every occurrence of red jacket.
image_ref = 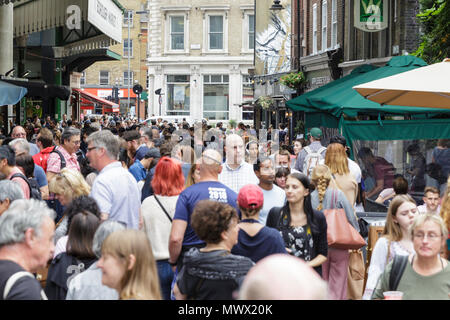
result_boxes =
[32,146,54,173]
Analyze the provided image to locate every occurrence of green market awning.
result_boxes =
[0,80,27,105]
[286,56,450,159]
[287,56,450,119]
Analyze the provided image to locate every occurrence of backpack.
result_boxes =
[10,173,42,200]
[3,271,47,300]
[50,146,66,170]
[302,146,327,177]
[388,255,408,291]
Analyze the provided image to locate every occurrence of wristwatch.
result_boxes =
[169,260,177,267]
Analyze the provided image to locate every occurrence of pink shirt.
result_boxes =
[7,167,30,199]
[46,146,80,173]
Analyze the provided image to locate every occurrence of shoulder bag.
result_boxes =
[154,195,173,223]
[322,189,366,250]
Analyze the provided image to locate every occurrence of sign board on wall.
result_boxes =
[354,0,388,32]
[88,0,123,43]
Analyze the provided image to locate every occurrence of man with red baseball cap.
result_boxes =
[231,184,287,263]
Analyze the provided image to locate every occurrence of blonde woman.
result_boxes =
[324,143,358,207]
[325,143,360,300]
[362,194,417,300]
[310,164,359,300]
[98,229,162,300]
[49,168,91,243]
[371,213,449,300]
[185,158,201,189]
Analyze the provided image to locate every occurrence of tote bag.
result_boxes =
[323,189,366,250]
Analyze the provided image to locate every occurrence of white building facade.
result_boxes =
[147,1,255,123]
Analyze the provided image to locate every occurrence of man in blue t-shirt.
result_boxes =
[169,148,238,271]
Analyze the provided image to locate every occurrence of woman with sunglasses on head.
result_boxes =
[362,194,417,300]
[371,213,449,300]
[266,172,328,276]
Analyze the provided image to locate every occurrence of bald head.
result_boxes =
[239,254,328,300]
[199,148,223,179]
[225,134,244,166]
[11,126,27,139]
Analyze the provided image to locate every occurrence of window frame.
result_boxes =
[168,14,187,52]
[80,71,86,86]
[322,0,328,52]
[242,12,255,53]
[123,38,133,58]
[123,71,134,87]
[166,75,191,116]
[313,4,318,54]
[331,0,338,49]
[203,74,230,120]
[203,12,228,54]
[99,71,110,86]
[123,10,133,28]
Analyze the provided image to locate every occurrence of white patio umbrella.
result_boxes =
[353,59,450,109]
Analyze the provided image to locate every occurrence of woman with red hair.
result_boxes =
[140,156,185,299]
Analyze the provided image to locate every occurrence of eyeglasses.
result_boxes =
[413,233,442,241]
[71,140,81,145]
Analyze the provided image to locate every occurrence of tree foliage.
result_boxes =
[413,0,450,64]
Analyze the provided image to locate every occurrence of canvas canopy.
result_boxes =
[0,80,27,106]
[286,56,450,158]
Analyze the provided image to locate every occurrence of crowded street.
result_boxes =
[0,0,449,306]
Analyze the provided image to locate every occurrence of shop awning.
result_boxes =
[0,78,70,100]
[286,56,450,120]
[0,80,27,105]
[74,88,119,113]
[63,49,121,73]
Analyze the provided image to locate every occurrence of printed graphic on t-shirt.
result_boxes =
[208,187,228,203]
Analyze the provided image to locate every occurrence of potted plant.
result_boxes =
[257,96,274,110]
[280,72,306,90]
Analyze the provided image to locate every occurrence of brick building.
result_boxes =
[298,0,421,90]
[81,0,149,118]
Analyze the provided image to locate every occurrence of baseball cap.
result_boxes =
[308,127,322,138]
[329,134,347,146]
[144,148,161,159]
[237,184,264,210]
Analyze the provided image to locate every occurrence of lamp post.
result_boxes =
[126,9,149,118]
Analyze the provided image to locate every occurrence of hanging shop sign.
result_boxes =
[88,0,123,43]
[354,0,388,32]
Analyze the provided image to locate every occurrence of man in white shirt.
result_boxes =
[254,156,286,225]
[219,134,259,193]
[417,186,441,214]
[86,130,141,229]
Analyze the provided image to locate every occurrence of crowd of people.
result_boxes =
[0,114,449,301]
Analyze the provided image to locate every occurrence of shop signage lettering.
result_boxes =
[354,0,388,32]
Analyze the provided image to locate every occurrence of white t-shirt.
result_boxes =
[258,184,286,225]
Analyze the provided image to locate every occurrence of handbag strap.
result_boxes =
[154,195,173,223]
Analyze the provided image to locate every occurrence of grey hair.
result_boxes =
[86,130,120,160]
[0,180,24,202]
[409,213,448,239]
[9,138,30,154]
[0,199,56,246]
[61,127,81,144]
[92,220,126,258]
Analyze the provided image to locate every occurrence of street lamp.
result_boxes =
[269,0,284,11]
[126,9,149,117]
